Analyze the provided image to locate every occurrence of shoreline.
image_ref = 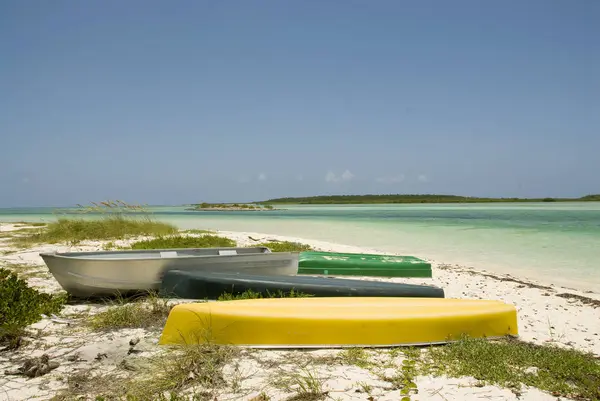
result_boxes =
[1,223,599,401]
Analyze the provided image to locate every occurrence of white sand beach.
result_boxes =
[1,223,598,401]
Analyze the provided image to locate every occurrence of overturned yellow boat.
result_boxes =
[159,297,518,348]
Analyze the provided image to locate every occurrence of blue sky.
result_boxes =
[1,0,598,207]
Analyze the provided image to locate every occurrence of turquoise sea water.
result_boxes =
[1,203,599,291]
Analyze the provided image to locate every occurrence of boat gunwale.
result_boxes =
[39,247,300,261]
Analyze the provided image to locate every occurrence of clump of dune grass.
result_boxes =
[88,294,172,331]
[129,234,236,249]
[180,229,216,234]
[12,200,177,246]
[258,240,313,252]
[53,344,236,400]
[217,288,313,301]
[417,337,599,400]
[127,343,238,399]
[270,367,328,401]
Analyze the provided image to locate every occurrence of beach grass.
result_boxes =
[11,201,177,246]
[181,229,216,234]
[53,343,237,401]
[128,234,236,249]
[88,293,173,331]
[420,337,600,400]
[125,343,238,400]
[217,288,313,301]
[257,240,313,252]
[88,289,310,331]
[271,367,328,401]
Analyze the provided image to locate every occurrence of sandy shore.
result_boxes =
[0,223,598,401]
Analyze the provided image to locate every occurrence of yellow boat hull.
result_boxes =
[159,297,518,348]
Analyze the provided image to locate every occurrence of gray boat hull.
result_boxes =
[39,247,300,298]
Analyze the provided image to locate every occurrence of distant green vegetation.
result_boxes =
[12,201,176,246]
[262,194,600,204]
[188,202,275,211]
[129,235,237,249]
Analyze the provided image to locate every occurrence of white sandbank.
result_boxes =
[0,223,598,401]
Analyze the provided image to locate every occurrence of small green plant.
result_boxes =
[88,294,172,331]
[217,288,313,301]
[375,350,420,400]
[0,268,66,345]
[339,348,372,369]
[272,368,327,401]
[129,234,236,249]
[356,381,373,394]
[102,241,116,250]
[398,359,418,400]
[257,241,313,252]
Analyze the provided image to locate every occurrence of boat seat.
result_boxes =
[218,250,238,256]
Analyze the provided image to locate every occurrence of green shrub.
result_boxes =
[129,235,236,249]
[0,268,66,342]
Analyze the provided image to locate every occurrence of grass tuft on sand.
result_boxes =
[11,201,177,246]
[217,288,313,301]
[53,343,237,401]
[181,229,216,234]
[417,338,600,400]
[129,234,237,249]
[128,343,238,399]
[257,240,313,252]
[271,367,328,401]
[88,294,173,331]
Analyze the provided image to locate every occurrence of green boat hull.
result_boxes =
[297,251,432,278]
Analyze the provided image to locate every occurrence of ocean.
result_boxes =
[1,202,599,292]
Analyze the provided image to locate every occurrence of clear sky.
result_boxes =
[1,0,598,207]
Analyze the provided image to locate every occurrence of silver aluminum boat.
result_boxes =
[39,247,299,298]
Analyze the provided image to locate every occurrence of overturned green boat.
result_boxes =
[298,251,432,278]
[159,269,444,299]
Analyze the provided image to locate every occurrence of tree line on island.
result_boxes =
[185,194,600,209]
[257,194,600,204]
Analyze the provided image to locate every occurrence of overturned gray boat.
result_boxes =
[39,247,299,298]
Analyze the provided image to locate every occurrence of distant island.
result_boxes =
[186,202,282,211]
[259,194,600,205]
